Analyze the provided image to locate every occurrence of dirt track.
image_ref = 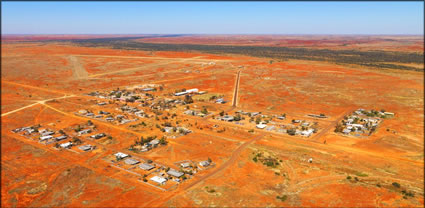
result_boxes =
[232,70,241,107]
[68,55,89,79]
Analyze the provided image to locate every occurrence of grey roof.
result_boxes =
[124,158,140,165]
[199,160,210,167]
[78,145,93,151]
[167,169,184,178]
[149,139,160,145]
[139,163,155,170]
[55,135,68,141]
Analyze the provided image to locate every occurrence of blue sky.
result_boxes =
[1,1,423,34]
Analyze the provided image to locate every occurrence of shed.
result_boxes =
[199,160,210,167]
[150,176,167,184]
[180,162,191,168]
[114,152,129,159]
[174,91,188,96]
[186,88,199,93]
[167,169,184,178]
[124,158,140,165]
[60,142,72,149]
[55,135,68,141]
[40,135,53,141]
[222,115,234,122]
[78,144,94,151]
[139,163,155,171]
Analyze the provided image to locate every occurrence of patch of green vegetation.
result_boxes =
[346,175,352,180]
[276,195,287,202]
[392,182,401,188]
[66,37,424,71]
[355,172,368,177]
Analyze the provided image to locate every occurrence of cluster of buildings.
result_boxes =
[11,124,97,151]
[337,109,393,136]
[111,152,212,187]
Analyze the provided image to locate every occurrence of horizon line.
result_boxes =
[2,33,424,36]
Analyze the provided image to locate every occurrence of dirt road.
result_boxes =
[143,134,264,207]
[68,55,89,79]
[1,95,75,117]
[232,70,241,107]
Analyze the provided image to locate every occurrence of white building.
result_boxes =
[40,135,53,141]
[256,124,267,129]
[114,152,129,159]
[150,176,167,185]
[301,129,314,137]
[60,142,72,149]
[186,88,199,93]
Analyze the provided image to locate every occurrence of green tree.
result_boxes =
[255,117,262,124]
[201,107,208,115]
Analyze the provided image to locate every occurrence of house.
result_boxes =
[150,176,167,185]
[184,110,194,115]
[266,126,276,131]
[94,115,103,118]
[41,131,55,136]
[26,128,36,134]
[199,160,210,167]
[139,163,155,171]
[86,113,94,117]
[124,158,140,165]
[142,88,154,92]
[167,169,184,178]
[216,98,226,104]
[79,109,88,115]
[186,88,199,94]
[78,129,92,135]
[78,144,94,151]
[301,122,310,127]
[251,112,260,117]
[149,139,160,147]
[106,117,114,121]
[90,133,106,139]
[164,127,174,133]
[174,91,188,96]
[352,124,364,129]
[173,178,181,182]
[97,102,107,106]
[40,135,53,141]
[277,116,286,120]
[60,142,72,149]
[342,128,351,134]
[114,152,129,160]
[301,129,314,137]
[55,135,68,141]
[198,91,207,95]
[384,112,394,116]
[256,124,267,129]
[180,162,191,168]
[292,120,301,123]
[221,115,234,122]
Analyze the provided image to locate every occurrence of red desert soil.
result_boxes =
[1,36,423,207]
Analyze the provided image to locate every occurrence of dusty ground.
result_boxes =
[1,36,424,207]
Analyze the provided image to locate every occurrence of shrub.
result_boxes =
[276,195,287,202]
[346,176,352,180]
[392,182,401,188]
